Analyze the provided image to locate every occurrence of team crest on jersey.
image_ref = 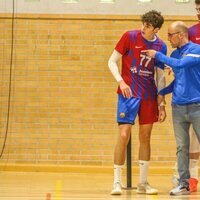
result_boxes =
[120,112,125,118]
[130,66,137,73]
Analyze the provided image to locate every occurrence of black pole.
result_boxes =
[126,135,132,188]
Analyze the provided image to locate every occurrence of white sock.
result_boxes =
[113,164,123,184]
[139,160,149,184]
[189,159,199,180]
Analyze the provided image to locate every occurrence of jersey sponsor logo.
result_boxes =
[130,67,152,77]
[138,70,152,77]
[195,37,200,40]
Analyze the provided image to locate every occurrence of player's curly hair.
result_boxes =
[141,10,164,29]
[195,0,200,4]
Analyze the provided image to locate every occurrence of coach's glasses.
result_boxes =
[168,32,180,38]
[196,7,200,12]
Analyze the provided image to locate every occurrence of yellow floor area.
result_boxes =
[0,171,199,200]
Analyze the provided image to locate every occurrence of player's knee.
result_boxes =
[119,132,130,144]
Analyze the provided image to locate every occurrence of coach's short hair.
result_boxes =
[141,10,164,29]
[195,0,200,4]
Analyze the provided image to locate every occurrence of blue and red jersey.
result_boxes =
[115,30,167,100]
[189,22,200,44]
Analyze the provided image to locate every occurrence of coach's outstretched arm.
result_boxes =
[142,49,200,70]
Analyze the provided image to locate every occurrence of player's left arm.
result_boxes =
[156,43,167,122]
[156,67,166,94]
[155,43,167,103]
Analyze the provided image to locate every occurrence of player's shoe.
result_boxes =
[169,184,190,196]
[136,182,158,194]
[110,182,122,195]
[189,178,198,192]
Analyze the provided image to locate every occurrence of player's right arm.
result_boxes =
[108,50,132,98]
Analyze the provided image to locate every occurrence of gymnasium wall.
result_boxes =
[0,0,196,16]
[0,13,198,170]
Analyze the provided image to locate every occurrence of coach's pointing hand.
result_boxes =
[142,49,157,58]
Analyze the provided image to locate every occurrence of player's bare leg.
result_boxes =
[137,124,158,194]
[111,124,131,195]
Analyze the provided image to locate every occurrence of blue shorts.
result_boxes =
[117,94,158,125]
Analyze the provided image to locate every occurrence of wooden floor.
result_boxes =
[0,171,199,200]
